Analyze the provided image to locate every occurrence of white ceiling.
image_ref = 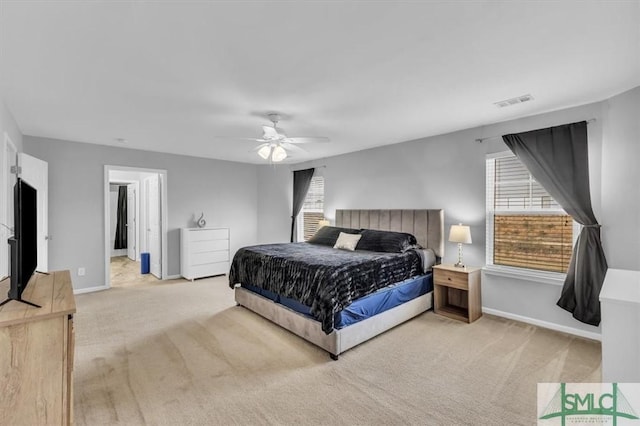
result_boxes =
[1,1,638,164]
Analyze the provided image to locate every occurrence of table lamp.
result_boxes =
[449,223,472,268]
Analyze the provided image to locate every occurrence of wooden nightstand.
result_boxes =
[432,264,482,323]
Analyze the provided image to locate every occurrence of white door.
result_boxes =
[126,184,136,261]
[0,135,17,278]
[17,153,48,272]
[145,175,161,278]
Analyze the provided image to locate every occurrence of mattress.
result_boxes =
[241,273,432,329]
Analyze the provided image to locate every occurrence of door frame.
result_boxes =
[126,182,138,261]
[103,165,168,289]
[0,133,17,279]
[143,174,162,279]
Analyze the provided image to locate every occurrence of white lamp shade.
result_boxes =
[449,224,472,244]
[271,145,287,162]
[257,145,272,160]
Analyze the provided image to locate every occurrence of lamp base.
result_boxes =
[454,242,466,268]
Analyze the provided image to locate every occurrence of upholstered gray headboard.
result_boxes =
[335,209,444,260]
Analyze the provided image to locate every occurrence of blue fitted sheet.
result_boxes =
[241,273,432,330]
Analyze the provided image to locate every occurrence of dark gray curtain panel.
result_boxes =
[502,121,607,326]
[114,186,128,250]
[291,168,315,242]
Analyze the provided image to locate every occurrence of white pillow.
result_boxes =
[333,232,362,251]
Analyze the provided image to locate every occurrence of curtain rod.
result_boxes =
[475,118,596,143]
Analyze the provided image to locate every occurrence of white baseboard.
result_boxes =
[482,307,601,342]
[74,275,182,294]
[74,285,109,295]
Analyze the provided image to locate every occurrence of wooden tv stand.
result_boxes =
[0,270,76,425]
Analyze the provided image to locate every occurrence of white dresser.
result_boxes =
[180,227,230,281]
[599,268,640,382]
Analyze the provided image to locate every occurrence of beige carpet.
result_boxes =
[74,276,601,425]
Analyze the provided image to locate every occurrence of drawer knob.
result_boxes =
[448,277,452,281]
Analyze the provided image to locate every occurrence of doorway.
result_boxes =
[104,165,168,289]
[1,138,49,278]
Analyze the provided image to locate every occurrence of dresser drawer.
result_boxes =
[188,228,229,242]
[434,269,468,290]
[186,262,229,279]
[191,250,229,266]
[191,239,228,253]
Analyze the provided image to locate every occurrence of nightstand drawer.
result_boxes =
[434,269,468,290]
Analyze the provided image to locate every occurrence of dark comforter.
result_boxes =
[229,242,423,334]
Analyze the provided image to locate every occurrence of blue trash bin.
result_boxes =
[141,252,150,274]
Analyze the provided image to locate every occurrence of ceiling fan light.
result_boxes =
[271,145,287,162]
[257,145,272,160]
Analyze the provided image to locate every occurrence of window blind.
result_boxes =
[302,176,325,241]
[487,154,573,273]
[493,214,573,273]
[302,176,324,211]
[494,156,562,210]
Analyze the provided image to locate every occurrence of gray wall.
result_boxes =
[14,85,640,335]
[600,86,640,270]
[255,89,634,336]
[258,100,604,266]
[24,137,258,290]
[257,165,292,244]
[257,131,494,257]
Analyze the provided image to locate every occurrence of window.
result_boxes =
[486,153,574,274]
[297,175,324,241]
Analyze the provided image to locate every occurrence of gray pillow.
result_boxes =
[307,226,361,246]
[415,248,437,272]
[356,229,418,253]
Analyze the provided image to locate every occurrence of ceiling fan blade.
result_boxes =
[285,137,330,144]
[214,136,265,142]
[281,142,307,153]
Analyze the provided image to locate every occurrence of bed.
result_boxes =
[230,209,444,359]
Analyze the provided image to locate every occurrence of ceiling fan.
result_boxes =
[248,113,330,162]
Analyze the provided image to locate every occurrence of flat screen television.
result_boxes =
[1,177,39,308]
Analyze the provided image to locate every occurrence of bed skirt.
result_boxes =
[234,286,432,359]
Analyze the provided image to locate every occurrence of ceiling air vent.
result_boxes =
[494,94,534,108]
